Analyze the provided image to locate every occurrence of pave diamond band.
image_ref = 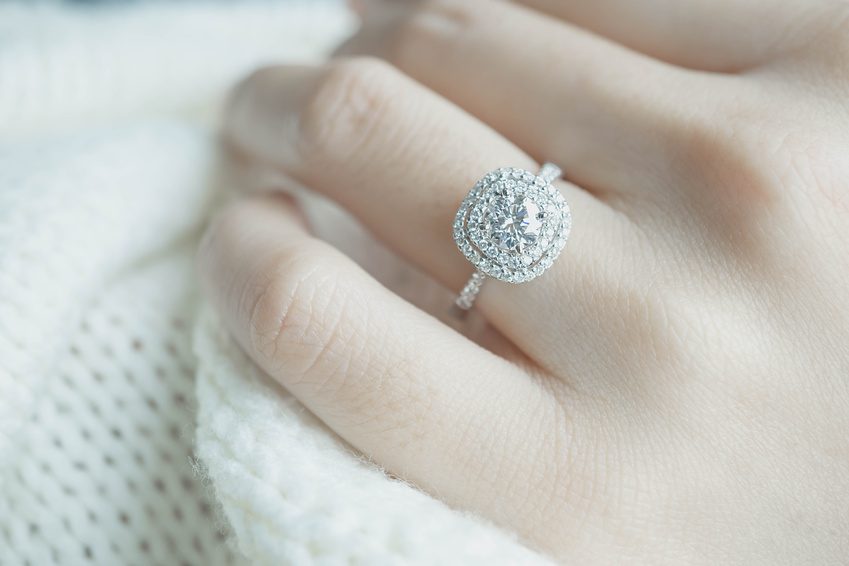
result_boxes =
[455,269,486,310]
[453,163,571,311]
[536,162,562,186]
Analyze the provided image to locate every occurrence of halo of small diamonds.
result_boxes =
[453,167,571,283]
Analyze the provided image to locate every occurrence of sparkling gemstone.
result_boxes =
[454,166,571,284]
[486,196,544,252]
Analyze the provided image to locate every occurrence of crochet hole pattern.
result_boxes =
[0,254,238,566]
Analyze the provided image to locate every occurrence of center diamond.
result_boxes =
[486,196,543,252]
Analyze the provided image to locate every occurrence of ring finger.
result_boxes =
[225,58,635,377]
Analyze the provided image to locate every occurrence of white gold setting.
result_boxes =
[453,163,571,310]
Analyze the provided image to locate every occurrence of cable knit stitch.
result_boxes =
[0,2,554,564]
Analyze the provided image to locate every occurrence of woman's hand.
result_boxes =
[199,0,849,562]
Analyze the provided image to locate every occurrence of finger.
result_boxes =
[337,0,723,198]
[514,0,818,72]
[225,59,634,375]
[198,194,566,539]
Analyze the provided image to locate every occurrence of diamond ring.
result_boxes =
[452,163,571,310]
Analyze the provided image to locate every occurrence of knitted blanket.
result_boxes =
[0,2,552,564]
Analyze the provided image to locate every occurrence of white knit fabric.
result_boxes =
[0,2,553,564]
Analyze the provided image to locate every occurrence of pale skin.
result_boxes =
[198,0,849,563]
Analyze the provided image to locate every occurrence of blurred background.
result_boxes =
[3,0,353,142]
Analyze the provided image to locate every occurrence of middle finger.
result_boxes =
[339,0,723,199]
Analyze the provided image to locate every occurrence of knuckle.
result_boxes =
[298,57,401,167]
[246,253,434,444]
[246,249,334,374]
[672,100,842,220]
[245,251,386,408]
[672,107,786,207]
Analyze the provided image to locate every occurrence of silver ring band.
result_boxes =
[455,269,487,310]
[537,162,562,186]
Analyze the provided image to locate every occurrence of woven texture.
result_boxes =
[0,2,553,564]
